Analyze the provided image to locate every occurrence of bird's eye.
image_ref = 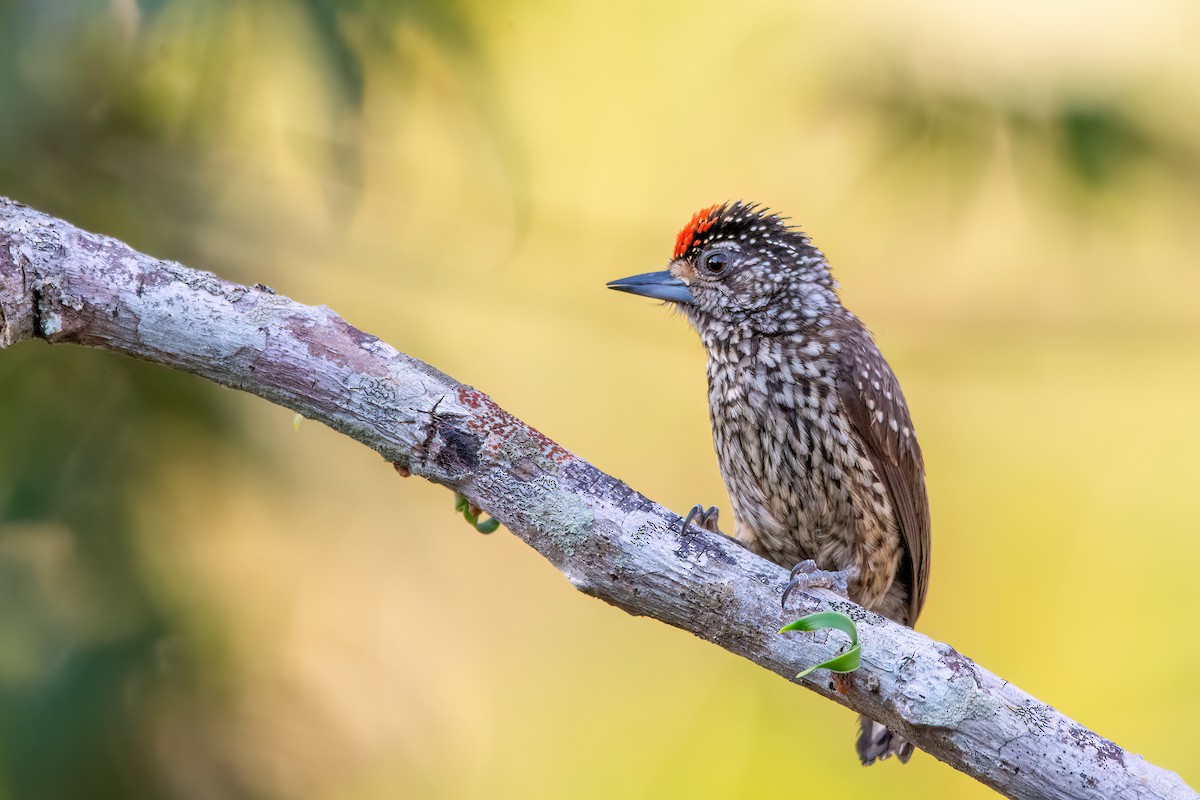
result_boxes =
[700,250,731,276]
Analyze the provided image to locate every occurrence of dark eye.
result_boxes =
[700,250,731,276]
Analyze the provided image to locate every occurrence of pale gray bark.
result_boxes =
[0,196,1193,800]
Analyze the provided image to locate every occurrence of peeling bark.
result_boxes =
[0,196,1194,800]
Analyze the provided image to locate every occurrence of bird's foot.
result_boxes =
[681,504,722,535]
[781,560,859,608]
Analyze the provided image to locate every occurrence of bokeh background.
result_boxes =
[1,1,1199,798]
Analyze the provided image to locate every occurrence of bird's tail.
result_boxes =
[857,716,914,765]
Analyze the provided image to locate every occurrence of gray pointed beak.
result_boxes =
[606,270,693,305]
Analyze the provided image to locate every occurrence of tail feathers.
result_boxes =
[857,716,914,766]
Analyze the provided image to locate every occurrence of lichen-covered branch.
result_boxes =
[0,196,1193,800]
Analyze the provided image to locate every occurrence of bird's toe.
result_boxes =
[682,504,722,535]
[781,562,858,608]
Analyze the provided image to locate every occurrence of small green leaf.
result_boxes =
[780,611,862,677]
[779,611,859,645]
[474,517,500,534]
[795,644,861,678]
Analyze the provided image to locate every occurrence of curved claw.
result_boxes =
[789,559,820,580]
[781,561,858,609]
[781,559,817,608]
[681,504,721,535]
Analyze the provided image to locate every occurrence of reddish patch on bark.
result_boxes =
[283,315,380,371]
[456,385,572,466]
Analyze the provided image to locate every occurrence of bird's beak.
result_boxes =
[606,270,693,305]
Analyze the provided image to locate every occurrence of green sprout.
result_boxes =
[780,611,862,678]
[454,493,501,534]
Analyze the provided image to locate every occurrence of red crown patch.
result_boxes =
[673,204,722,259]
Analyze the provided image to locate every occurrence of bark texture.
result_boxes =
[0,196,1194,800]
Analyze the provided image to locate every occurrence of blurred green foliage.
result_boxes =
[0,345,235,798]
[0,1,472,797]
[842,67,1195,209]
[0,0,477,245]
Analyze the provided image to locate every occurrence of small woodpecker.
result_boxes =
[608,202,931,765]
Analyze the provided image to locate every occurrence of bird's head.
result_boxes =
[608,202,838,341]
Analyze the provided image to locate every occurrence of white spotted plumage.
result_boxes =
[662,201,931,765]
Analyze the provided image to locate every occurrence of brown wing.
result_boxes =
[835,318,931,626]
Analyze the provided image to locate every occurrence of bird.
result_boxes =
[607,201,930,765]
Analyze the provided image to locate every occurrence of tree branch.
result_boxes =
[0,196,1193,800]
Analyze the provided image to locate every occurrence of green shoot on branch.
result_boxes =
[454,493,501,534]
[780,611,862,678]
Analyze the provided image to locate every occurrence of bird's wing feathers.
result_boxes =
[835,325,931,625]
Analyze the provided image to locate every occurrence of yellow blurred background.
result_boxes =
[1,1,1198,797]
